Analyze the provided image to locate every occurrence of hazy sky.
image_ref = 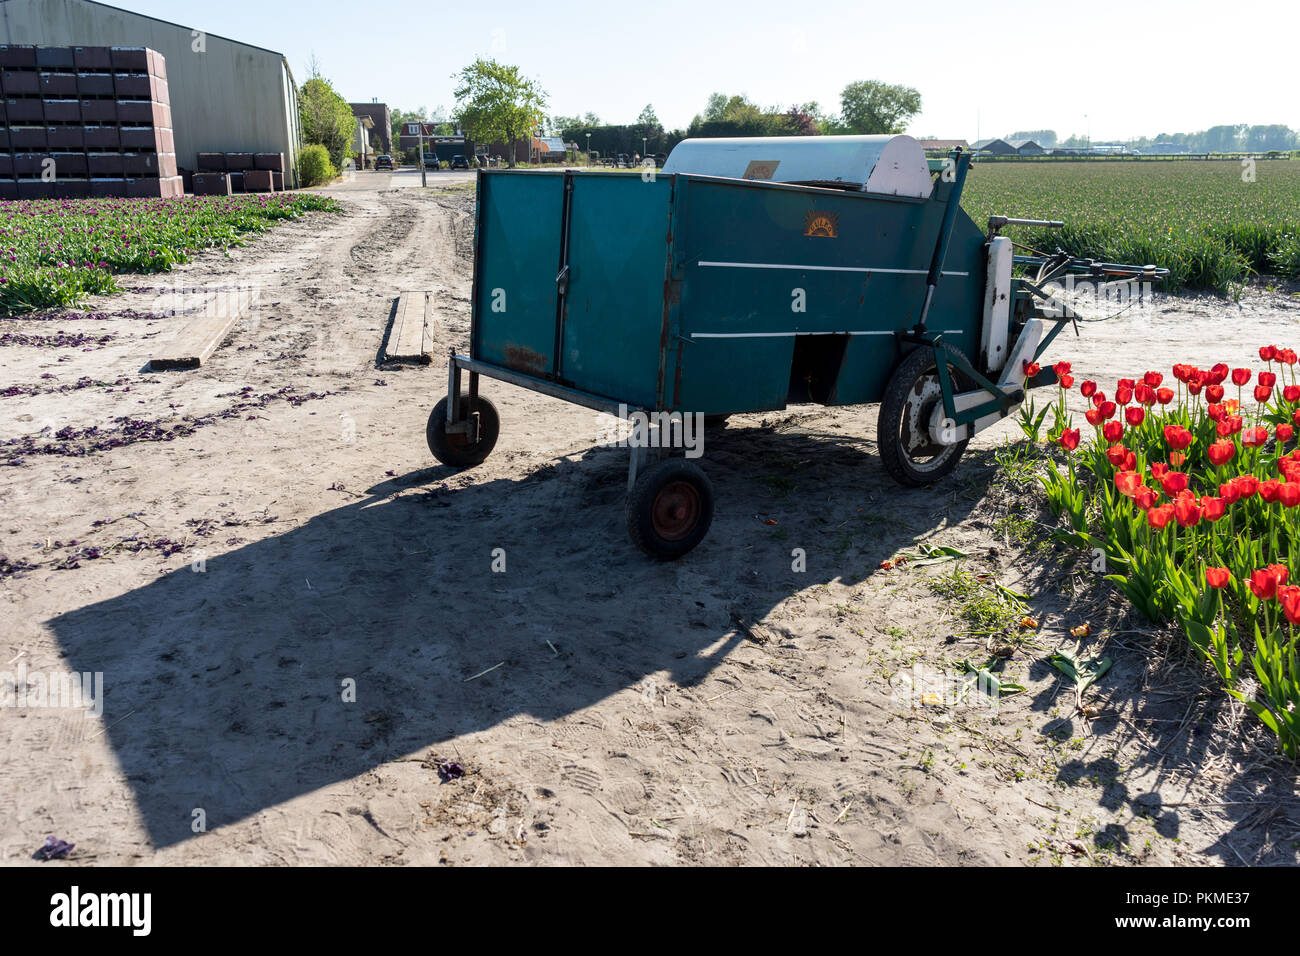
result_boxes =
[112,0,1294,141]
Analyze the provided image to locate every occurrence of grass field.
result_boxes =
[960,159,1300,293]
[0,193,340,314]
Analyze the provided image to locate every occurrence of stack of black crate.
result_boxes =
[0,43,182,199]
[194,151,285,195]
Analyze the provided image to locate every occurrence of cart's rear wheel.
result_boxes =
[426,395,500,468]
[627,459,714,560]
[878,343,971,487]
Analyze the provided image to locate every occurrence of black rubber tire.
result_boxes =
[626,458,715,560]
[426,395,500,468]
[878,343,971,487]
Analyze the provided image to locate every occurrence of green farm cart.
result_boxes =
[425,135,1164,558]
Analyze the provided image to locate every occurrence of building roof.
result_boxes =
[0,0,289,59]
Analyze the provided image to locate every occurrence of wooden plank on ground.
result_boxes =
[147,289,252,371]
[386,291,431,364]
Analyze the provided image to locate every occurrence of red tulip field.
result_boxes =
[1038,351,1300,757]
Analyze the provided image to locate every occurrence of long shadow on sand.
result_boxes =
[47,420,988,847]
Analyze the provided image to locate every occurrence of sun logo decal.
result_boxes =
[804,210,838,238]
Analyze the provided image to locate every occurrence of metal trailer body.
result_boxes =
[469,164,983,416]
[429,136,1165,558]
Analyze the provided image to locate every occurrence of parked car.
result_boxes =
[451,155,470,170]
[424,154,441,169]
[374,154,393,170]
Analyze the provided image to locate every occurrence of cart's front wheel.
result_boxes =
[878,343,970,487]
[426,395,500,468]
[627,459,714,560]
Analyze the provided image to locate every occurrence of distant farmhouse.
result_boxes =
[973,138,1045,156]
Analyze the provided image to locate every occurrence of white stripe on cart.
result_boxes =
[689,330,966,339]
[698,260,969,277]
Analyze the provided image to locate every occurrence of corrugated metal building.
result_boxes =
[0,0,302,184]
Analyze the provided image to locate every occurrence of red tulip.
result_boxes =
[1219,481,1241,505]
[1205,384,1225,403]
[1280,349,1298,366]
[1207,402,1227,421]
[1280,483,1300,508]
[1206,566,1231,588]
[1053,361,1072,379]
[1242,426,1269,447]
[1163,425,1193,451]
[1159,471,1189,497]
[1059,374,1074,389]
[1269,563,1290,587]
[1085,407,1104,427]
[1285,385,1300,403]
[1278,424,1294,442]
[1261,479,1283,503]
[1260,345,1278,362]
[1187,380,1203,396]
[1135,384,1156,406]
[1143,371,1163,387]
[1079,380,1097,399]
[1156,387,1174,405]
[1207,440,1236,466]
[1115,471,1143,498]
[1248,568,1280,601]
[1235,475,1260,498]
[1101,421,1123,443]
[1099,401,1117,420]
[1105,443,1129,466]
[1150,463,1169,480]
[1058,428,1080,451]
[1201,496,1227,521]
[1134,486,1159,510]
[1125,406,1145,427]
[1231,368,1252,386]
[1281,586,1300,624]
[1260,371,1278,388]
[1254,385,1273,403]
[1173,495,1202,527]
[1146,504,1174,530]
[1209,363,1230,384]
[1216,415,1243,437]
[1023,360,1041,377]
[1116,384,1134,405]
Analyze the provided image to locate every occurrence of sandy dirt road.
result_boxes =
[1,171,1297,866]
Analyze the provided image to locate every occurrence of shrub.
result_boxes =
[297,144,337,187]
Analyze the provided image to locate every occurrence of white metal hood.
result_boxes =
[662,134,934,199]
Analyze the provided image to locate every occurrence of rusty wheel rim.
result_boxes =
[651,480,702,541]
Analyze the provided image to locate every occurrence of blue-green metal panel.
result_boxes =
[472,172,566,375]
[561,174,673,408]
[668,175,985,414]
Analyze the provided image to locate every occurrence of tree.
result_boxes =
[839,80,922,135]
[299,61,357,168]
[637,104,660,128]
[452,58,548,167]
